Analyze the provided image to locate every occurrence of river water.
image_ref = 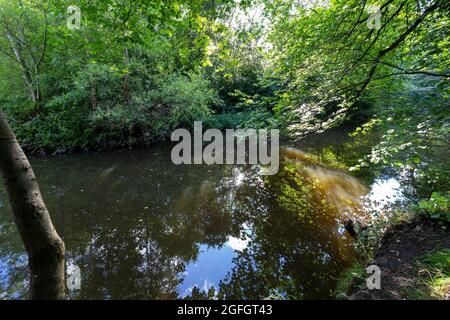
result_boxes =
[0,128,403,299]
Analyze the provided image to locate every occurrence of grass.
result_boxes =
[406,248,450,300]
[334,261,366,299]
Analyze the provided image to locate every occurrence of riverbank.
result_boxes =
[339,219,450,300]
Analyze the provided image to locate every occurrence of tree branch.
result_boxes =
[355,0,444,98]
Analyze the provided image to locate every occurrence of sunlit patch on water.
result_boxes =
[366,178,404,209]
[359,177,406,224]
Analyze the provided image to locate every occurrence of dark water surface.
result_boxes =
[0,130,402,299]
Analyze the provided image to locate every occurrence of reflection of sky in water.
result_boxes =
[367,178,404,211]
[0,256,9,291]
[178,234,250,297]
[178,244,235,297]
[177,178,404,298]
[178,223,251,297]
[0,253,27,299]
[227,236,250,252]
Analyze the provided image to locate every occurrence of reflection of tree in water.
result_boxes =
[0,146,367,299]
[72,218,183,299]
[0,148,243,299]
[0,215,28,299]
[218,157,360,299]
[61,159,241,299]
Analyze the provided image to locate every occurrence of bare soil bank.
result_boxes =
[349,220,450,300]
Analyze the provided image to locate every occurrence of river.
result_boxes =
[0,127,404,299]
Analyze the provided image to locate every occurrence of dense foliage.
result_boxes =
[0,0,449,214]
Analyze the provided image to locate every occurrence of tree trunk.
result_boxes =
[5,32,39,102]
[123,47,130,105]
[0,111,65,299]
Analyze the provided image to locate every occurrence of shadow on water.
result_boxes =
[0,131,402,299]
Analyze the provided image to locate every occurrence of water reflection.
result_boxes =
[0,141,381,299]
[217,150,368,299]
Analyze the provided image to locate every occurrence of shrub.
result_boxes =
[9,63,221,151]
[416,192,450,224]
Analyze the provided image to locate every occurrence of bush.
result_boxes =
[416,192,450,224]
[144,73,220,130]
[203,112,249,130]
[334,261,366,299]
[9,62,221,151]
